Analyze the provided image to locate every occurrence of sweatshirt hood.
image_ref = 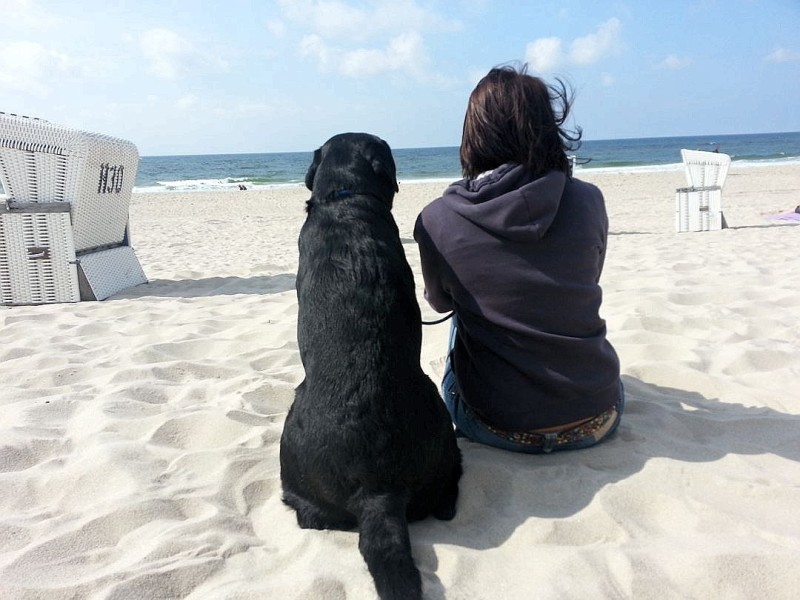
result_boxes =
[442,164,566,242]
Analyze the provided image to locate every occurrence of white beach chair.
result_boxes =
[0,112,147,304]
[675,149,731,232]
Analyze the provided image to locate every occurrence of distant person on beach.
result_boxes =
[414,64,623,454]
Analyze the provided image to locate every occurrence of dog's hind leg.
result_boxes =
[433,458,463,521]
[353,492,422,600]
[282,490,357,531]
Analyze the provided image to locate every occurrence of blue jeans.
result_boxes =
[441,319,624,454]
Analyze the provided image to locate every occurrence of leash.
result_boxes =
[422,312,453,326]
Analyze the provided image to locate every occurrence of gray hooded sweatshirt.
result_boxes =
[414,164,621,431]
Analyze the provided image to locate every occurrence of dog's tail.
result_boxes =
[356,493,422,600]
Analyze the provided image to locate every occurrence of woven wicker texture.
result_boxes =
[0,113,139,252]
[78,246,147,301]
[0,211,80,304]
[681,149,731,189]
[676,188,723,232]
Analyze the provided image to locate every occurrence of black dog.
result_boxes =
[280,133,462,600]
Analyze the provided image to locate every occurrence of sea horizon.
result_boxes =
[3,130,797,198]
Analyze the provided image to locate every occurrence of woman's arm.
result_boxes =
[413,214,453,313]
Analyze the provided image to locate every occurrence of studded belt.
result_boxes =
[485,405,618,451]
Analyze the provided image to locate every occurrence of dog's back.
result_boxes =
[279,133,461,600]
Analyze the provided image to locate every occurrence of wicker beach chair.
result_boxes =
[0,112,147,304]
[675,149,731,232]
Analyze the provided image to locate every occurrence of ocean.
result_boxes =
[105,131,800,193]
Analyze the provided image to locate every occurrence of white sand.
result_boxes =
[1,164,799,599]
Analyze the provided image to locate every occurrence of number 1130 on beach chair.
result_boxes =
[0,112,147,305]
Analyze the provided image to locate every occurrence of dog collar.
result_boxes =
[334,190,354,199]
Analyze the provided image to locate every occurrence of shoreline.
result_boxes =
[125,158,800,195]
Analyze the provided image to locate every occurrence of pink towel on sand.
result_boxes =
[765,211,800,223]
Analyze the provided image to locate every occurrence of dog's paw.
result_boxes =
[432,504,457,521]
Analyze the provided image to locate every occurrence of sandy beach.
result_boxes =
[1,163,799,599]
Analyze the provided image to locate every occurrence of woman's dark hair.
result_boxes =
[460,63,582,179]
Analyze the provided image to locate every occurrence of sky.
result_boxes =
[1,0,799,156]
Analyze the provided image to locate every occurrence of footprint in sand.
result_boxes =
[240,381,297,416]
[149,411,257,450]
[0,438,71,473]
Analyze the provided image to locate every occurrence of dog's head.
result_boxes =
[305,133,399,208]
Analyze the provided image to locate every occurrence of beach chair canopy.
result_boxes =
[675,149,732,233]
[0,112,147,304]
[681,149,731,190]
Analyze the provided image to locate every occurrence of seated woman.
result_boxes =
[414,64,623,454]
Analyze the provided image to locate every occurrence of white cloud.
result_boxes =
[0,41,71,95]
[140,28,228,80]
[300,34,332,70]
[279,0,458,80]
[175,94,198,110]
[341,32,426,78]
[657,54,692,70]
[279,0,459,42]
[140,29,194,79]
[5,0,61,32]
[525,37,563,73]
[525,17,622,74]
[569,17,621,65]
[302,31,426,78]
[765,48,800,63]
[266,20,287,39]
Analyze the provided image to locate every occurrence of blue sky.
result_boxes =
[2,0,798,156]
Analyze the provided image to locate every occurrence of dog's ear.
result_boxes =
[366,140,399,194]
[305,148,321,191]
